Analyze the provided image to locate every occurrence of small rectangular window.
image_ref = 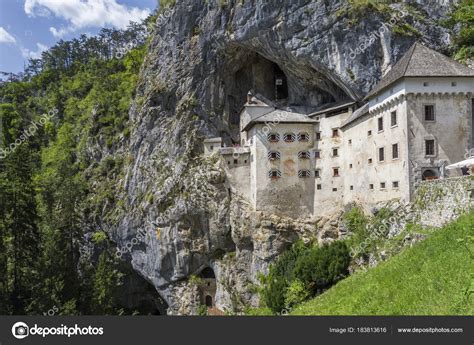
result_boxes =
[392,143,399,159]
[378,117,384,132]
[298,170,311,178]
[392,181,399,189]
[424,105,435,121]
[350,186,354,190]
[333,168,340,177]
[368,130,372,137]
[332,148,339,157]
[378,147,385,162]
[332,188,338,192]
[317,184,322,190]
[369,184,374,190]
[316,132,321,141]
[349,163,353,168]
[315,170,320,178]
[380,182,386,189]
[234,159,238,164]
[332,129,339,137]
[423,82,429,87]
[368,158,373,164]
[451,82,457,87]
[391,111,397,127]
[314,151,321,159]
[348,139,352,145]
[425,139,435,156]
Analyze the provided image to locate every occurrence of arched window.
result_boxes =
[298,151,310,159]
[267,151,281,160]
[267,133,280,143]
[298,170,311,178]
[298,132,310,142]
[283,133,296,143]
[268,170,282,180]
[422,169,438,181]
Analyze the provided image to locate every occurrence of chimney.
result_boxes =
[247,91,253,104]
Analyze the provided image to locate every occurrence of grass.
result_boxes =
[290,212,474,315]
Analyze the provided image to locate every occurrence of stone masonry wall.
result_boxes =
[413,176,474,228]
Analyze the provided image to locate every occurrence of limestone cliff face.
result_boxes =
[109,0,455,314]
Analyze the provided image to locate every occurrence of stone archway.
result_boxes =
[205,295,213,307]
[422,169,439,181]
[198,267,217,309]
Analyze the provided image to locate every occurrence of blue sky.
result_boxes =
[0,0,158,73]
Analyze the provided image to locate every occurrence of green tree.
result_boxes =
[91,252,123,315]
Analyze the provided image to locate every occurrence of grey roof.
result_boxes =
[341,103,369,129]
[366,42,474,99]
[309,101,355,117]
[245,91,276,108]
[219,147,250,155]
[242,109,317,132]
[203,137,222,143]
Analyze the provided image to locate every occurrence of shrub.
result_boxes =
[262,274,288,314]
[260,240,309,312]
[261,240,351,313]
[293,241,351,292]
[91,231,108,244]
[197,304,208,316]
[284,279,310,309]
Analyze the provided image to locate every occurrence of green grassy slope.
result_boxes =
[291,212,474,315]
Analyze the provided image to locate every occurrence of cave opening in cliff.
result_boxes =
[227,53,289,126]
[222,49,352,141]
[116,264,169,315]
[199,267,216,279]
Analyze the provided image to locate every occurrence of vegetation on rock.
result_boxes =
[291,212,474,315]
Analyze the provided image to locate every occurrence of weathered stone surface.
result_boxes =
[107,0,458,314]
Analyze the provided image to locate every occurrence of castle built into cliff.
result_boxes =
[204,43,474,218]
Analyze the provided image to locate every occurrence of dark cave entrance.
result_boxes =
[228,53,287,125]
[199,267,216,279]
[222,49,350,140]
[274,64,288,102]
[116,262,169,315]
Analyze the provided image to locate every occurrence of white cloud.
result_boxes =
[21,43,48,59]
[0,27,16,43]
[24,0,151,38]
[49,27,69,38]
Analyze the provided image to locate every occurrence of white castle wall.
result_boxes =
[206,77,473,220]
[342,98,410,206]
[251,122,316,218]
[313,111,351,217]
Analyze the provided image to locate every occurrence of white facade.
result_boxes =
[343,76,474,206]
[205,52,474,219]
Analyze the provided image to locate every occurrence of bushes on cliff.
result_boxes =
[293,241,351,291]
[260,240,350,314]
